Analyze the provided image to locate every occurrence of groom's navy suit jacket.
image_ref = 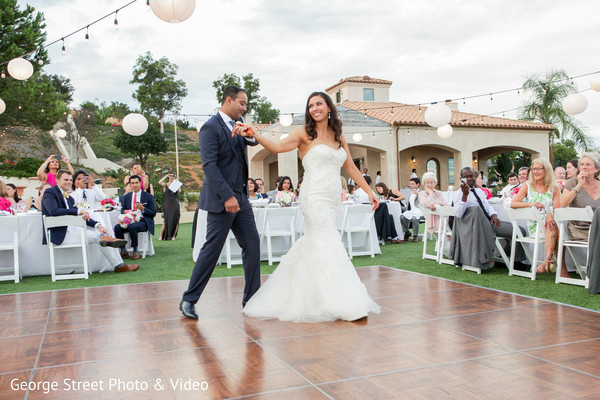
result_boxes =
[41,185,98,245]
[198,113,257,212]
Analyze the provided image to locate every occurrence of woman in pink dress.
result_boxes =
[417,172,448,233]
[36,155,74,186]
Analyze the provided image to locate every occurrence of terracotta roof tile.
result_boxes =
[325,76,393,92]
[342,101,553,130]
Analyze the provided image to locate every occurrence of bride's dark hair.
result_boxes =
[304,92,343,147]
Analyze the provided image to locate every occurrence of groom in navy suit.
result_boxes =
[180,86,261,319]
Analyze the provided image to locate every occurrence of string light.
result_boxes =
[113,11,119,29]
[61,39,66,55]
[85,26,90,41]
[0,70,5,79]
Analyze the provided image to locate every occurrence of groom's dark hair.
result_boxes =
[221,85,246,105]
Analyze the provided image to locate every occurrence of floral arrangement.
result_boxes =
[275,189,296,206]
[511,185,521,197]
[481,187,493,200]
[101,198,116,206]
[118,210,142,228]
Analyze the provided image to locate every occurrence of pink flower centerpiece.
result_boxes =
[118,210,142,228]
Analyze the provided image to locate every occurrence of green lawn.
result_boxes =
[1,223,598,312]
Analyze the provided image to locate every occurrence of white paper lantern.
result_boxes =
[352,133,363,142]
[280,133,289,141]
[55,129,67,138]
[7,58,34,80]
[424,103,452,128]
[150,0,196,23]
[0,98,5,114]
[562,93,588,115]
[590,74,600,92]
[279,114,293,127]
[122,113,148,136]
[437,124,453,139]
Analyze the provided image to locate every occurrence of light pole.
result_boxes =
[174,112,180,178]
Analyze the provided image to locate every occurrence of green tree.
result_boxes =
[519,69,591,152]
[0,0,70,129]
[552,139,578,168]
[488,151,531,183]
[212,73,279,123]
[130,51,188,121]
[113,123,167,169]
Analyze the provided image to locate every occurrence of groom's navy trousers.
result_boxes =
[182,113,261,305]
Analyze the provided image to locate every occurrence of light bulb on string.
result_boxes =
[490,93,493,102]
[61,39,66,55]
[85,26,89,41]
[0,70,5,79]
[113,11,119,29]
[18,104,21,110]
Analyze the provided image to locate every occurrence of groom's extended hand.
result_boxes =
[224,196,240,213]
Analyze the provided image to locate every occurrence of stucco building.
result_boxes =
[248,76,552,191]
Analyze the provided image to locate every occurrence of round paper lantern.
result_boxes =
[590,74,600,92]
[279,114,293,127]
[562,93,588,115]
[55,129,67,138]
[424,103,452,128]
[7,58,34,80]
[0,98,5,114]
[150,0,196,23]
[280,133,289,141]
[437,124,453,139]
[352,133,363,142]
[122,113,148,136]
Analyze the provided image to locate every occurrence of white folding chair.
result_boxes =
[554,206,594,287]
[340,204,375,259]
[420,206,438,261]
[43,215,89,281]
[0,217,20,283]
[264,207,298,265]
[124,231,153,258]
[505,206,546,280]
[435,206,455,265]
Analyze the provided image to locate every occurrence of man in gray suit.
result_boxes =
[180,86,261,319]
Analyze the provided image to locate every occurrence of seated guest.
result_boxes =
[354,176,400,243]
[512,158,561,274]
[41,170,138,272]
[0,181,11,211]
[114,175,156,260]
[124,162,150,192]
[499,172,520,199]
[554,166,567,189]
[37,154,74,187]
[418,172,448,233]
[254,178,268,199]
[5,183,21,205]
[266,176,282,200]
[560,152,600,277]
[450,167,523,271]
[375,182,405,202]
[399,178,423,242]
[247,178,262,200]
[518,166,529,185]
[475,172,492,199]
[275,176,296,205]
[566,158,579,180]
[71,170,107,204]
[24,183,52,212]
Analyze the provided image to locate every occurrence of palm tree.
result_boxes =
[519,69,591,152]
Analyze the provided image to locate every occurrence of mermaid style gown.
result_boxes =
[242,144,381,322]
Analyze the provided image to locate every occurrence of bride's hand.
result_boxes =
[368,192,379,210]
[231,123,256,138]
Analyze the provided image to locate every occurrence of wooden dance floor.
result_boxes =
[1,266,600,399]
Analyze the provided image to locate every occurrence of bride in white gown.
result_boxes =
[233,92,381,322]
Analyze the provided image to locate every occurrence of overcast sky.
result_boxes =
[16,0,600,141]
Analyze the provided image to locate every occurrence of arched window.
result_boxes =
[427,158,440,187]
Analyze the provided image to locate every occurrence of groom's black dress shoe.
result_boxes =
[179,300,198,319]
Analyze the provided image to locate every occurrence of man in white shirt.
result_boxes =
[71,170,107,204]
[499,172,519,199]
[352,175,374,203]
[400,177,423,242]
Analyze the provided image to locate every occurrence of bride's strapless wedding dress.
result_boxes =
[242,144,381,322]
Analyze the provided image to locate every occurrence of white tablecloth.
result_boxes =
[0,211,124,277]
[192,204,381,263]
[385,201,404,238]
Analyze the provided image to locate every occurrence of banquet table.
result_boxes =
[0,210,129,277]
[192,204,381,264]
